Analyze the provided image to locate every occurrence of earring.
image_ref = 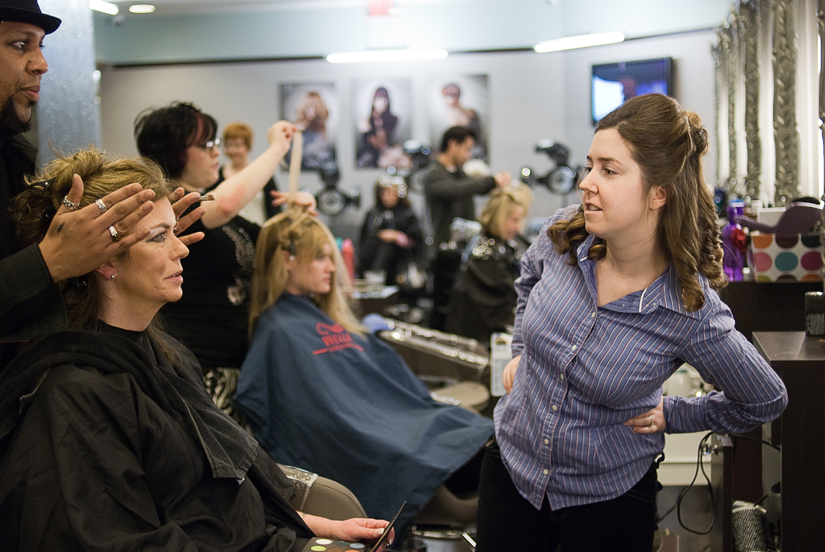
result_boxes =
[109,274,116,280]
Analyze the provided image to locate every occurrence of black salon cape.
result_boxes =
[0,329,313,551]
[234,294,494,533]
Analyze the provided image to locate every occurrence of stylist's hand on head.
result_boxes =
[38,174,156,283]
[169,187,206,246]
[270,190,318,216]
[503,355,522,394]
[624,396,666,434]
[494,172,511,188]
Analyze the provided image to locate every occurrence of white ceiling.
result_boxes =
[111,0,528,16]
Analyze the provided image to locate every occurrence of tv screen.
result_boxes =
[591,57,673,124]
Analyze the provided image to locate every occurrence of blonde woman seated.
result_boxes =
[0,149,392,552]
[445,184,533,344]
[234,212,494,536]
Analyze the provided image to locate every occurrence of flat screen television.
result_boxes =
[591,57,673,124]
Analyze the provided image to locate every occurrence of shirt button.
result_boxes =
[560,374,564,380]
[571,344,577,351]
[543,469,549,475]
[544,438,549,445]
[551,405,558,411]
[591,312,596,318]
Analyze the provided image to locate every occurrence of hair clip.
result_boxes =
[67,276,89,290]
[30,178,55,191]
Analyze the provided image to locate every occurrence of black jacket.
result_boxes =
[0,328,313,551]
[0,135,66,370]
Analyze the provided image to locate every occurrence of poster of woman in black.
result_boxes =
[354,78,412,169]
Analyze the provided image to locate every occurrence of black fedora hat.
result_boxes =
[0,0,61,34]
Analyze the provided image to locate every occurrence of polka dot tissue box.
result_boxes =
[748,232,823,282]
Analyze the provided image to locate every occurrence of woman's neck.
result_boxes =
[594,235,670,306]
[223,161,248,179]
[98,302,157,332]
[173,178,205,194]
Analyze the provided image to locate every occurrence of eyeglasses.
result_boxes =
[196,137,222,151]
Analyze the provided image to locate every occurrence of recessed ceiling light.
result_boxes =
[129,4,156,14]
[89,0,118,16]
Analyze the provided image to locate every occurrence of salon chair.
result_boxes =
[279,464,368,520]
[377,319,491,414]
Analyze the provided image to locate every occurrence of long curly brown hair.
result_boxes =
[548,94,725,311]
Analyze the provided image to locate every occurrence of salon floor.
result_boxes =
[403,486,713,552]
[656,485,713,552]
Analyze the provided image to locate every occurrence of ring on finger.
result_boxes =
[648,416,653,427]
[108,225,121,242]
[62,196,80,211]
[95,198,108,214]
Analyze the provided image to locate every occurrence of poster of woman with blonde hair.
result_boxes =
[280,83,337,170]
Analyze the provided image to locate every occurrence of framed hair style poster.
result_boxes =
[279,83,337,171]
[353,78,413,170]
[428,75,489,161]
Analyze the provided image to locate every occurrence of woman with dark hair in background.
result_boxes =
[0,149,391,551]
[134,101,314,422]
[357,173,423,287]
[357,87,399,169]
[220,122,281,223]
[445,184,532,344]
[475,94,787,551]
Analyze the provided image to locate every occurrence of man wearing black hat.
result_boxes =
[0,0,202,369]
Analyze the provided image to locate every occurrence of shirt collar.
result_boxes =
[576,235,698,318]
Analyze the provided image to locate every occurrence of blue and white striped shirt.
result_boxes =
[495,206,787,510]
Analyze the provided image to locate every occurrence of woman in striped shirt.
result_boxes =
[475,93,787,552]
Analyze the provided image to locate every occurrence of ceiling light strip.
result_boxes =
[89,0,119,15]
[534,32,625,53]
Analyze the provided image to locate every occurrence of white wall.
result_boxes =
[99,30,716,238]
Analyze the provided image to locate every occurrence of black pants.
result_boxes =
[476,439,659,552]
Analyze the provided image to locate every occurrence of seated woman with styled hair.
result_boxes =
[234,212,494,535]
[445,184,533,344]
[0,149,392,551]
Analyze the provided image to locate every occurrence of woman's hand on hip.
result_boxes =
[624,396,666,434]
[503,355,522,394]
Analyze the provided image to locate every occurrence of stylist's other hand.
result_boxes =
[301,515,393,551]
[624,396,666,434]
[503,355,522,394]
[494,172,511,188]
[170,187,206,247]
[39,175,156,283]
[267,121,296,152]
[270,190,318,216]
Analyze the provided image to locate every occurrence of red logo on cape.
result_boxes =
[312,322,364,355]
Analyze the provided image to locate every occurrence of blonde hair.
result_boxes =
[13,147,175,335]
[249,211,364,337]
[295,91,329,134]
[547,94,725,312]
[478,184,533,239]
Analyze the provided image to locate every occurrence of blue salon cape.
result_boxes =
[235,294,493,530]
